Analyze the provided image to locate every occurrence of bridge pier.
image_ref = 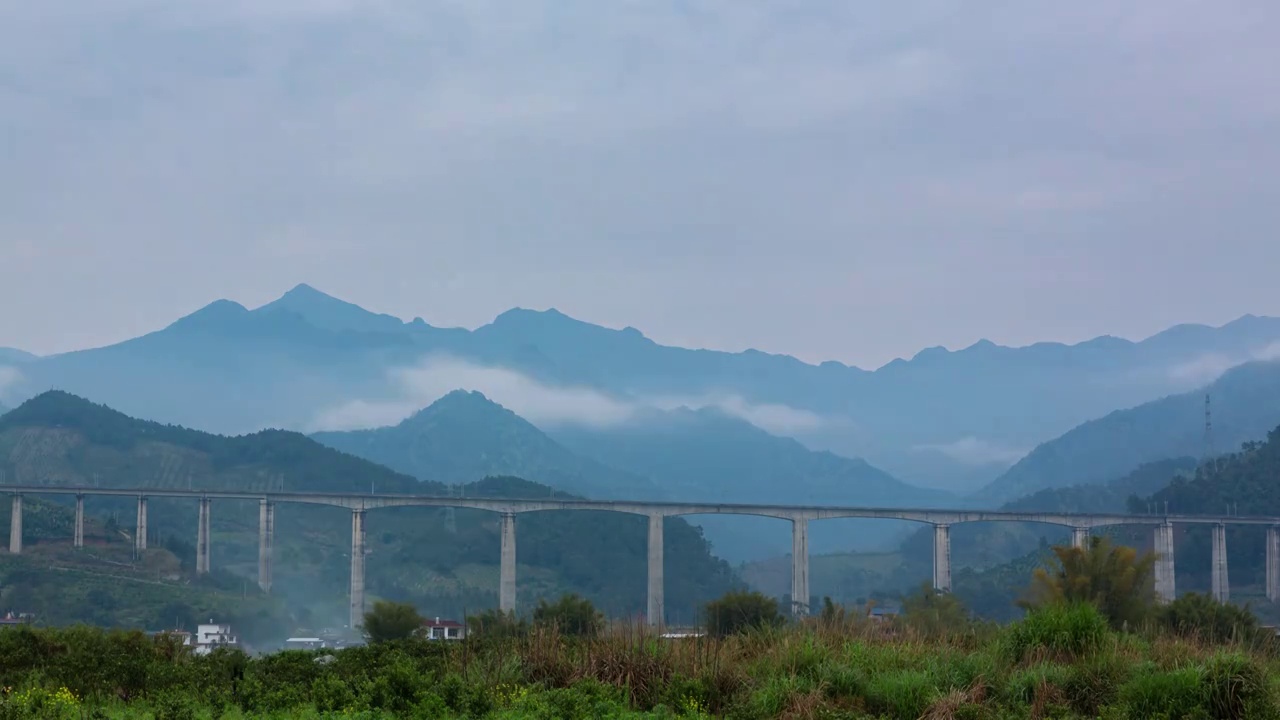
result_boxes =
[933,523,951,592]
[1153,521,1176,603]
[791,517,809,617]
[135,496,148,554]
[1267,527,1280,603]
[1211,522,1229,603]
[350,509,366,629]
[500,512,517,614]
[196,497,211,574]
[8,495,20,554]
[259,500,274,593]
[647,514,664,628]
[1071,527,1089,549]
[74,494,84,548]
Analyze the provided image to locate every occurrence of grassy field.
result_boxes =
[1,600,1277,719]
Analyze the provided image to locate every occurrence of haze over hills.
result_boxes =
[0,391,738,623]
[314,390,947,562]
[312,390,661,499]
[6,284,1280,494]
[976,360,1280,505]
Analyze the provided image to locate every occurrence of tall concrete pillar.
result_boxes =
[196,497,211,574]
[1153,522,1176,604]
[500,512,517,614]
[73,495,84,549]
[1211,522,1229,603]
[647,513,664,627]
[791,517,810,617]
[1071,527,1089,550]
[135,496,148,553]
[8,495,21,554]
[258,500,274,593]
[1267,527,1280,603]
[350,509,366,628]
[933,523,951,592]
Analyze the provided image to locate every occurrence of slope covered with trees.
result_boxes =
[976,360,1280,505]
[0,392,738,629]
[312,390,658,498]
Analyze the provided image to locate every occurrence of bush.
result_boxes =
[1157,593,1260,643]
[1003,602,1110,662]
[703,590,784,637]
[363,599,425,644]
[532,594,604,637]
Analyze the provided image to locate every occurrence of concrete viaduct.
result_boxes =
[4,485,1279,629]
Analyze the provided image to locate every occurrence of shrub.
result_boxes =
[532,594,604,637]
[1117,666,1206,718]
[1003,602,1110,662]
[704,590,784,637]
[363,599,426,644]
[1157,593,1260,643]
[1202,652,1271,720]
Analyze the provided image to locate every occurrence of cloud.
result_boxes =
[0,366,23,401]
[1166,342,1280,386]
[915,437,1027,466]
[4,2,1280,371]
[308,354,832,436]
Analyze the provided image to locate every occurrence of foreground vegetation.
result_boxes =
[3,536,1276,719]
[0,598,1276,720]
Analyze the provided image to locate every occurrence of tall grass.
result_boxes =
[2,613,1280,718]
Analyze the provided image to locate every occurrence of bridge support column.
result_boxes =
[1071,527,1089,549]
[350,509,366,629]
[135,496,148,554]
[258,500,274,593]
[791,517,809,617]
[8,495,20,554]
[1212,522,1229,603]
[73,495,84,549]
[196,497,211,574]
[1267,527,1280,603]
[1154,522,1176,604]
[500,512,516,614]
[647,513,664,628]
[933,524,951,592]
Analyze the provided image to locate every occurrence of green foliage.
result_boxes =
[1157,592,1260,643]
[532,594,603,637]
[703,590,783,637]
[467,609,529,639]
[1003,602,1110,661]
[363,600,426,643]
[900,582,970,637]
[1020,535,1156,629]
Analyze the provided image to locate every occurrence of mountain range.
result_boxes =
[313,390,949,562]
[6,284,1280,494]
[0,391,738,622]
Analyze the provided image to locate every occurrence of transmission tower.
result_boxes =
[1201,393,1218,473]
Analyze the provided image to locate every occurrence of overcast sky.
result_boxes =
[2,1,1279,368]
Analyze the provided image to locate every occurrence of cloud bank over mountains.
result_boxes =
[309,354,834,435]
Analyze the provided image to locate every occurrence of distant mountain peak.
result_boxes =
[256,283,408,334]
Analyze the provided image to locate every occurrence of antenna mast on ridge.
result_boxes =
[1201,393,1217,473]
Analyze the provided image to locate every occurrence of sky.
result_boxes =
[2,1,1279,369]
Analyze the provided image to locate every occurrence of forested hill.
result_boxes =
[312,390,659,498]
[0,391,739,625]
[1133,425,1280,595]
[976,360,1280,505]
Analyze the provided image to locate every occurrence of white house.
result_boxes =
[193,622,238,655]
[422,617,466,641]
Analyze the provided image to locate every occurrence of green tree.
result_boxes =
[532,593,603,637]
[704,590,783,637]
[901,582,970,636]
[466,609,528,639]
[1157,592,1260,642]
[1019,535,1155,629]
[361,600,424,643]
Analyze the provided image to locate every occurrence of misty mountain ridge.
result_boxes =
[8,283,1280,493]
[976,359,1280,505]
[312,389,660,498]
[0,390,738,620]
